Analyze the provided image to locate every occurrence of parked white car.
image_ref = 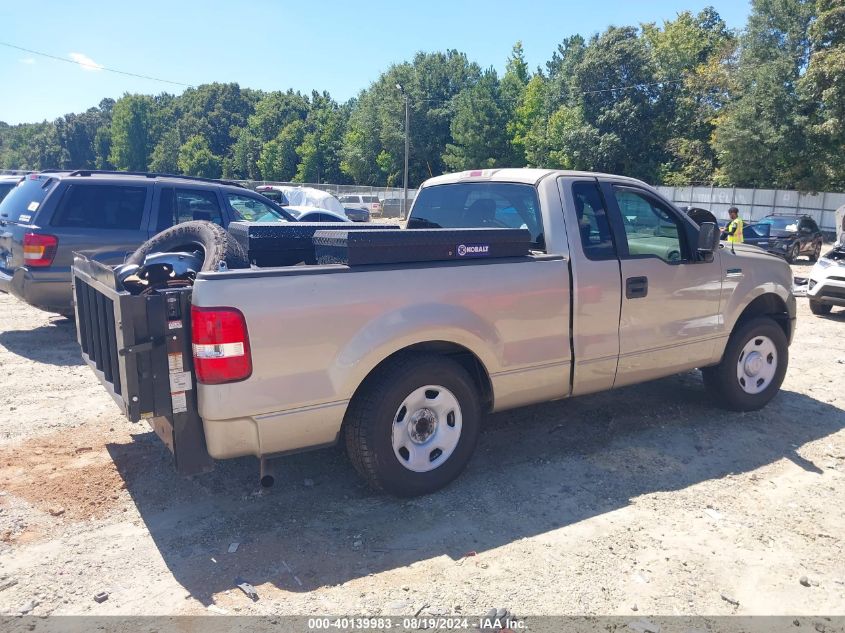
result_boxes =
[339,194,381,216]
[807,204,845,315]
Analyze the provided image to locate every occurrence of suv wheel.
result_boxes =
[344,353,481,496]
[702,317,788,412]
[809,299,832,316]
[787,243,800,264]
[810,241,822,262]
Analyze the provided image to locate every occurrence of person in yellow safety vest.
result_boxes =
[725,206,744,243]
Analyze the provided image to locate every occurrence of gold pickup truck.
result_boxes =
[73,169,795,496]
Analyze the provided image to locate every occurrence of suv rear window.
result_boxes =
[362,196,379,203]
[0,176,56,223]
[52,185,147,230]
[408,182,544,249]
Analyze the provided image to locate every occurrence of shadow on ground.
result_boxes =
[0,318,82,366]
[107,373,844,605]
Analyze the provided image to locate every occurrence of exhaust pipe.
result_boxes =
[259,457,275,488]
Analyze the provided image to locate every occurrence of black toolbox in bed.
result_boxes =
[228,221,399,267]
[313,227,532,266]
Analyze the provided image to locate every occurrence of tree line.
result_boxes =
[1,0,843,191]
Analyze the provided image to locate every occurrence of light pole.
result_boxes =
[396,83,410,219]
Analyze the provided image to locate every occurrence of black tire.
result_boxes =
[809,299,832,316]
[809,241,821,262]
[701,316,788,412]
[125,221,248,271]
[787,242,800,264]
[344,353,481,496]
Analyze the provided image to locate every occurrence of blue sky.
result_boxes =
[0,0,751,125]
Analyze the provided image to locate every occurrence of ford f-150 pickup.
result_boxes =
[72,169,796,496]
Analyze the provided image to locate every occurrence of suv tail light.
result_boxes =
[23,233,58,267]
[191,306,252,384]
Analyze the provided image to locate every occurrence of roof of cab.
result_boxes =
[421,168,651,189]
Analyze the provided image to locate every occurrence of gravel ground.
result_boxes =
[0,260,843,618]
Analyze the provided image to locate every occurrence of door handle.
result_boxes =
[626,276,648,299]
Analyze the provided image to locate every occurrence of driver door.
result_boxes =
[602,183,723,386]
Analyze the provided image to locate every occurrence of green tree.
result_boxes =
[500,42,531,166]
[258,120,306,181]
[109,94,155,171]
[713,0,818,189]
[801,0,845,188]
[149,128,181,173]
[178,134,222,178]
[443,69,511,170]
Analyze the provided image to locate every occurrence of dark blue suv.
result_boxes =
[0,170,294,315]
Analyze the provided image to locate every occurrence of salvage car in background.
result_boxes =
[756,214,824,263]
[0,170,294,315]
[806,205,845,315]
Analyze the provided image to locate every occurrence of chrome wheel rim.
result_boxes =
[391,385,462,473]
[736,335,778,395]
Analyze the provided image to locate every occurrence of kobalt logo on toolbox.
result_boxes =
[457,243,490,257]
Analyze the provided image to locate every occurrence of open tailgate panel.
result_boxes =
[72,253,213,475]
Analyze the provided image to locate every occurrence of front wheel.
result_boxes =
[701,317,788,412]
[809,299,832,316]
[787,243,800,264]
[344,353,481,496]
[809,241,822,262]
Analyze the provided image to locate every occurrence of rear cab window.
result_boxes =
[52,184,147,230]
[0,175,57,223]
[409,182,545,250]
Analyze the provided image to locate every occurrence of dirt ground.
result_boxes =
[0,260,843,619]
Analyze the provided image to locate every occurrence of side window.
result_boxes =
[226,193,287,222]
[52,185,146,230]
[572,182,615,260]
[613,188,686,263]
[158,188,223,231]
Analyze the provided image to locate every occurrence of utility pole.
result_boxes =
[396,83,410,219]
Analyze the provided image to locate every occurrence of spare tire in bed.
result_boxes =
[125,221,249,271]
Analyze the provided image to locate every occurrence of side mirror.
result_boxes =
[697,222,719,255]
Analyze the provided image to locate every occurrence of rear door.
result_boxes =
[603,182,723,386]
[47,182,152,268]
[153,186,225,233]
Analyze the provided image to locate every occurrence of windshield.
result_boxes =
[759,217,797,231]
[0,176,55,223]
[226,192,291,223]
[409,182,544,248]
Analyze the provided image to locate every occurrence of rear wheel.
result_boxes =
[809,241,822,262]
[809,299,832,316]
[344,353,481,496]
[702,317,788,411]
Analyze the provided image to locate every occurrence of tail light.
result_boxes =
[23,233,58,267]
[191,306,252,384]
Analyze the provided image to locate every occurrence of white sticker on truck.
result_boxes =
[171,391,187,414]
[169,371,192,392]
[27,201,39,212]
[167,353,184,373]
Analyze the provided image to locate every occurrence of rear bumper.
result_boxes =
[0,266,73,314]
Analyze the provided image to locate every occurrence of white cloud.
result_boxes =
[68,52,104,71]
[19,57,36,65]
